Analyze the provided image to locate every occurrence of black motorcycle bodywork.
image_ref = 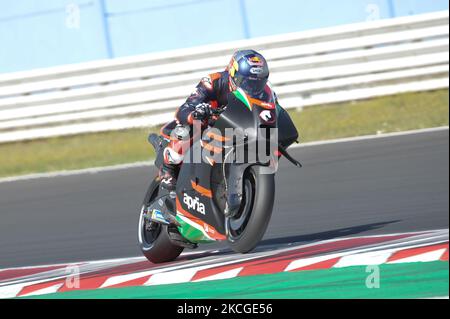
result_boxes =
[138,89,299,262]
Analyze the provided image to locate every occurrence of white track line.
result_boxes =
[145,268,201,286]
[284,254,340,271]
[100,248,287,288]
[333,251,393,267]
[0,126,447,184]
[19,283,64,297]
[0,161,153,184]
[1,228,446,274]
[193,267,244,282]
[1,229,446,289]
[0,250,215,273]
[285,238,448,272]
[387,248,447,264]
[0,229,446,298]
[292,126,449,148]
[0,256,140,272]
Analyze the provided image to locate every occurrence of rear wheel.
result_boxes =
[138,178,184,263]
[226,166,275,253]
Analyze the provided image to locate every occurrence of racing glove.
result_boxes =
[192,103,211,121]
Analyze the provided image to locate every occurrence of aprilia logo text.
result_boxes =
[183,193,206,215]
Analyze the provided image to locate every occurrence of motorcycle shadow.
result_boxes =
[258,220,401,250]
[180,220,401,258]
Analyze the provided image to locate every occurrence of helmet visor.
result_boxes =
[234,75,267,97]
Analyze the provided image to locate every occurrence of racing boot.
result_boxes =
[159,163,178,192]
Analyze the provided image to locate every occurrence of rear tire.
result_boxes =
[226,166,275,253]
[138,178,184,263]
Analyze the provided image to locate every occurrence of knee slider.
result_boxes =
[163,147,184,165]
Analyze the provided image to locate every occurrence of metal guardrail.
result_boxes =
[0,10,448,143]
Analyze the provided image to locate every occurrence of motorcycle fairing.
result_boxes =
[172,91,280,244]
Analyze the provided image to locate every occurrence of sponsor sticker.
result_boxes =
[183,193,206,215]
[250,67,264,75]
[151,209,169,224]
[259,110,275,123]
[248,56,264,66]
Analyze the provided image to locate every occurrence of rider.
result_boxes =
[159,49,279,191]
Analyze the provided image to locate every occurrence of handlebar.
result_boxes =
[210,108,224,116]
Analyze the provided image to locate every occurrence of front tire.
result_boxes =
[138,178,184,263]
[226,166,275,253]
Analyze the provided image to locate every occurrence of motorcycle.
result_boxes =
[138,88,300,263]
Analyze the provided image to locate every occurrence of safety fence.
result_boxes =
[0,10,448,143]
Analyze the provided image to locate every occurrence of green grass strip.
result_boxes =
[1,89,448,178]
[27,261,449,299]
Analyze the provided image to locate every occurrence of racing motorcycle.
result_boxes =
[138,88,300,263]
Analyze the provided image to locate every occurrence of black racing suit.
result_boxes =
[175,71,232,125]
[160,70,286,185]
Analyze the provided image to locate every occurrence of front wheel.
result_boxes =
[226,166,275,253]
[138,178,184,263]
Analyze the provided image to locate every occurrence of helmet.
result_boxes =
[226,50,269,97]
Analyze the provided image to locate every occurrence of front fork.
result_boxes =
[223,162,247,218]
[223,153,277,218]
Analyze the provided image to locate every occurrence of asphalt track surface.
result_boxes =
[0,129,448,268]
